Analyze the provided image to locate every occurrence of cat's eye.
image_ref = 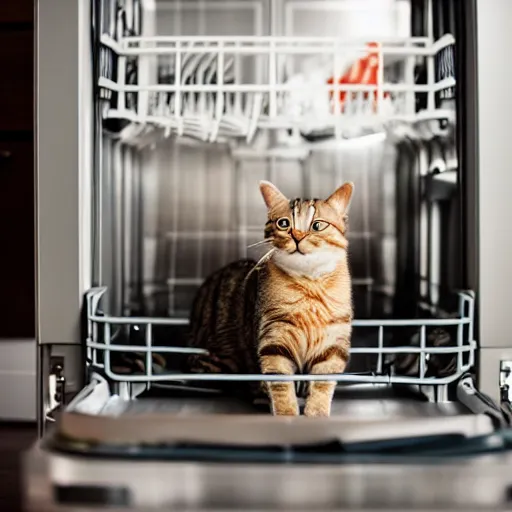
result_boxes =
[311,220,329,232]
[276,218,290,230]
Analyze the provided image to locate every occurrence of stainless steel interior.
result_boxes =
[100,0,413,320]
[89,383,470,417]
[106,137,396,317]
[81,0,470,417]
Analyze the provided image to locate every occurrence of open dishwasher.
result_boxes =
[26,0,512,509]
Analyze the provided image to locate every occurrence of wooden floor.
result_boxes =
[0,422,36,511]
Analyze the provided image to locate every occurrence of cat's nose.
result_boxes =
[291,229,307,243]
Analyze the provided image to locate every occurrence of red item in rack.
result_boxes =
[327,42,390,112]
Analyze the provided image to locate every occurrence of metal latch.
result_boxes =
[46,356,66,421]
[499,360,512,403]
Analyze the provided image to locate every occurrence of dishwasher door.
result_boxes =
[22,425,512,510]
[21,370,512,510]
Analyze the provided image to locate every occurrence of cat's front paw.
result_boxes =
[272,403,300,416]
[304,401,331,417]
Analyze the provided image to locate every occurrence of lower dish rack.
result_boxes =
[85,286,476,397]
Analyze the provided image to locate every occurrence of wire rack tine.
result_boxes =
[419,325,427,379]
[146,323,153,381]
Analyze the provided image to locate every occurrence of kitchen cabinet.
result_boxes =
[0,31,34,132]
[0,140,35,339]
[0,0,36,422]
[0,2,35,340]
[0,1,33,24]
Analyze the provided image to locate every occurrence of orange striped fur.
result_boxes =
[186,181,354,417]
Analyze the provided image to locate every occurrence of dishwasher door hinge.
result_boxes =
[499,360,512,404]
[46,356,66,420]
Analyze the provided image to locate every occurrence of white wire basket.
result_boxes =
[85,287,476,392]
[99,33,456,144]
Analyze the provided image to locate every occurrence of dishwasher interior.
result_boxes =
[35,0,512,472]
[72,0,480,424]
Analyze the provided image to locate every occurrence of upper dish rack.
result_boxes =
[99,33,456,145]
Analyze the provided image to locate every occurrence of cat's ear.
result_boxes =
[326,182,354,216]
[259,181,288,210]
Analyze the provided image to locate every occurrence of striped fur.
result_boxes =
[186,181,354,417]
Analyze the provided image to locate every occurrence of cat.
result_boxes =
[185,180,354,417]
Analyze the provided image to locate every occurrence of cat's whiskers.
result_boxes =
[244,247,276,282]
[247,238,274,249]
[253,247,276,269]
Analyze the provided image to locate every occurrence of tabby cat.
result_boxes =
[186,181,354,417]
